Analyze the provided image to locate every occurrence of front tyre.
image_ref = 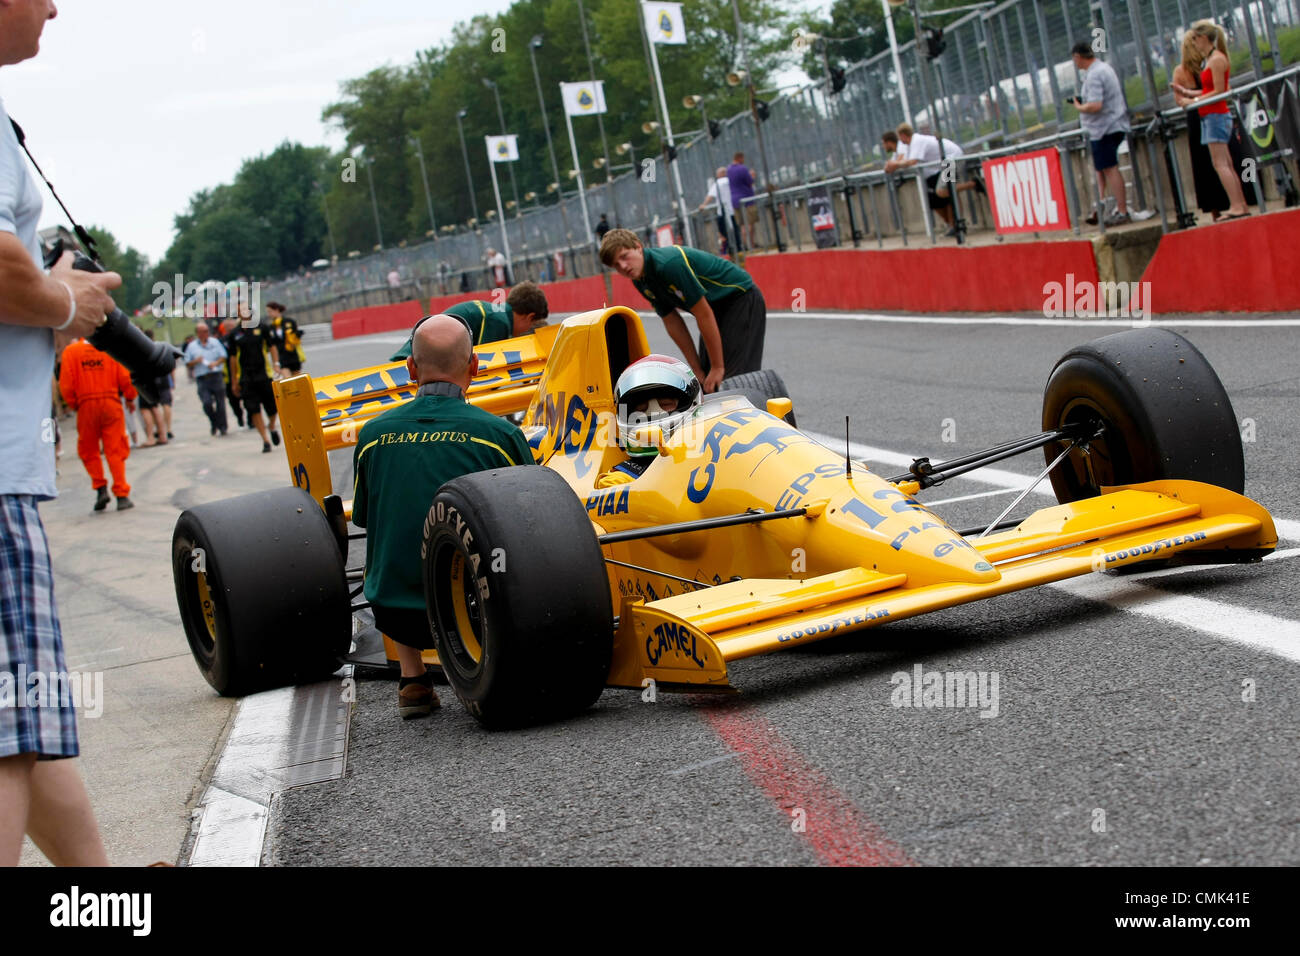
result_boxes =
[1042,328,1244,503]
[423,466,613,728]
[172,487,350,696]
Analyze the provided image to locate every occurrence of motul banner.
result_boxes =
[981,148,1071,234]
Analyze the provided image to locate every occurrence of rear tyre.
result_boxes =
[172,487,350,696]
[423,466,613,729]
[1042,328,1244,504]
[719,368,797,426]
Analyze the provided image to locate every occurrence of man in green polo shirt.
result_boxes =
[388,280,549,362]
[354,314,533,718]
[599,228,766,393]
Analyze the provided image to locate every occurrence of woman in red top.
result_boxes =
[1174,20,1248,219]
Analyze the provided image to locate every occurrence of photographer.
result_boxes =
[0,0,111,866]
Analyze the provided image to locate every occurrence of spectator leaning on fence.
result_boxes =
[883,126,982,238]
[1068,41,1132,226]
[1173,19,1249,220]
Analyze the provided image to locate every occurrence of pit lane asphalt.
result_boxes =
[266,313,1300,866]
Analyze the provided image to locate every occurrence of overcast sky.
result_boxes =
[2,0,824,261]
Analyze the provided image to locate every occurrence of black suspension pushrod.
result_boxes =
[597,508,807,546]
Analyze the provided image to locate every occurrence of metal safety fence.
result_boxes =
[264,0,1300,320]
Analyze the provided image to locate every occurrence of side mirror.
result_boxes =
[766,397,794,421]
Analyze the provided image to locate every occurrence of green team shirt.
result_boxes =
[389,300,513,361]
[633,245,754,318]
[352,392,533,609]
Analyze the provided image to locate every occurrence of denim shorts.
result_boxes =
[1201,112,1233,145]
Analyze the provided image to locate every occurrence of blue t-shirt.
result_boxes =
[183,337,227,377]
[0,97,57,499]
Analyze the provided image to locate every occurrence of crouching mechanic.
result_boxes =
[597,354,701,487]
[352,314,533,718]
[388,280,549,362]
[600,228,765,394]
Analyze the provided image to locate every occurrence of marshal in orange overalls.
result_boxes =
[58,339,136,498]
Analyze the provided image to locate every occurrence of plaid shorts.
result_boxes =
[0,495,79,759]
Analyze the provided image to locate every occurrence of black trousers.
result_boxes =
[372,604,433,650]
[697,287,766,379]
[196,374,228,433]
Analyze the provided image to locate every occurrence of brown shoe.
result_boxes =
[398,678,440,719]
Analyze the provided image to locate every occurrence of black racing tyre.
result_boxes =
[718,368,797,426]
[1042,328,1244,503]
[172,487,351,696]
[423,466,613,729]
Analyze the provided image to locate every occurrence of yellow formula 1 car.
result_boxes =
[171,308,1275,728]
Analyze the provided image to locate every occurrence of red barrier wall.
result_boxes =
[1140,208,1300,313]
[740,244,1099,312]
[333,277,617,339]
[331,299,424,339]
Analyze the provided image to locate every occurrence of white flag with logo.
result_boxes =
[485,134,518,162]
[560,81,607,116]
[643,1,686,44]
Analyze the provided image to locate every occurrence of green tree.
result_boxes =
[799,0,973,76]
[83,224,152,313]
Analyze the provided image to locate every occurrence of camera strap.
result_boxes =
[8,117,102,263]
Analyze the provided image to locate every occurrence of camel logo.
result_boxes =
[724,424,809,460]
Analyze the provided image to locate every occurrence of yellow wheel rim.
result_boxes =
[449,551,483,664]
[196,570,218,642]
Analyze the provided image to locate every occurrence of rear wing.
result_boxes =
[273,323,559,507]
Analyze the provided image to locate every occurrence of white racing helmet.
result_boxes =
[614,354,702,456]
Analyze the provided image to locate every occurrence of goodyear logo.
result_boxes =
[1106,531,1207,564]
[776,608,889,644]
[646,621,707,668]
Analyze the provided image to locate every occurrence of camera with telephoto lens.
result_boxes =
[44,239,183,405]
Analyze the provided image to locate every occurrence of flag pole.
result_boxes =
[642,1,694,248]
[485,140,513,276]
[561,90,595,257]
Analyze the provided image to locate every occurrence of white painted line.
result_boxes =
[766,311,1300,328]
[922,487,1020,507]
[1052,574,1300,664]
[806,432,1300,546]
[1275,518,1300,545]
[803,431,1050,496]
[309,335,407,350]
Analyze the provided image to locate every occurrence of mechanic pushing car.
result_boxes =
[353,313,533,718]
[388,280,549,361]
[597,354,702,487]
[599,228,766,394]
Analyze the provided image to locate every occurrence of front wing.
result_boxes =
[606,480,1276,689]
